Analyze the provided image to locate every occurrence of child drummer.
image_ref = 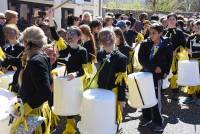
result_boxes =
[138,23,173,132]
[164,13,187,101]
[183,20,200,106]
[92,28,128,129]
[48,9,88,134]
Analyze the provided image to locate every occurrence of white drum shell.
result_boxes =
[53,77,83,116]
[0,88,15,134]
[177,60,200,86]
[0,72,14,89]
[80,89,117,134]
[128,72,157,109]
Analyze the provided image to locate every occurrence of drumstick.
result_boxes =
[52,0,69,10]
[133,77,145,105]
[64,66,67,77]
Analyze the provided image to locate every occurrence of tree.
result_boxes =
[103,0,145,10]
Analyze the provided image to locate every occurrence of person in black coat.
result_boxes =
[95,28,128,124]
[114,27,134,74]
[10,25,58,133]
[138,23,173,132]
[164,13,187,100]
[0,13,6,48]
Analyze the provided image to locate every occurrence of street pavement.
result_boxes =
[53,89,200,134]
[122,89,200,134]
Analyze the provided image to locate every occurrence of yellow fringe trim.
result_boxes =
[184,86,200,95]
[55,38,67,51]
[112,88,123,125]
[82,63,96,90]
[11,102,60,134]
[63,118,77,134]
[115,72,128,86]
[127,51,134,74]
[169,75,178,89]
[170,46,188,89]
[0,47,6,61]
[135,33,144,43]
[0,71,4,75]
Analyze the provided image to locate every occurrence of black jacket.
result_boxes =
[0,24,5,47]
[59,45,88,77]
[138,37,173,80]
[164,28,186,51]
[97,50,127,101]
[19,54,52,108]
[186,34,200,59]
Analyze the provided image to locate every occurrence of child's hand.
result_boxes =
[67,72,77,81]
[47,8,54,18]
[47,8,55,27]
[155,67,162,74]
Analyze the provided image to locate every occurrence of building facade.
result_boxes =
[0,0,102,28]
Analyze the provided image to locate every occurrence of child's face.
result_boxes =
[10,15,18,25]
[195,24,200,35]
[107,19,113,26]
[150,29,162,43]
[67,30,80,44]
[115,35,120,45]
[94,26,102,33]
[161,19,167,28]
[81,33,88,41]
[167,16,177,28]
[6,29,17,41]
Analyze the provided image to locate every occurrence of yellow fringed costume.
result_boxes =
[0,47,6,61]
[169,46,189,89]
[54,38,67,51]
[82,63,96,90]
[127,51,134,74]
[135,33,144,44]
[11,102,60,134]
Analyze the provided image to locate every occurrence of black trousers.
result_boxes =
[142,79,163,126]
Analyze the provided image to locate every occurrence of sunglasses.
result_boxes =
[0,17,6,20]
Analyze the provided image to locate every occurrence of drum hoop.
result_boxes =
[133,76,145,105]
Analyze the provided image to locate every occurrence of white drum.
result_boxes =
[53,66,66,77]
[0,88,15,134]
[128,72,157,109]
[177,60,200,86]
[80,89,117,134]
[0,72,14,89]
[53,77,83,116]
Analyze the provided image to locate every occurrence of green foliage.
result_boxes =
[103,0,145,10]
[104,0,200,12]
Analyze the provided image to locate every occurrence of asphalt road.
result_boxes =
[53,89,200,134]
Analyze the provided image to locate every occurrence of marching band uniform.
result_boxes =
[81,40,97,89]
[1,42,24,91]
[11,53,59,134]
[3,42,24,57]
[164,28,186,98]
[184,34,200,105]
[138,37,173,129]
[58,45,88,77]
[50,26,67,52]
[58,45,88,134]
[2,42,24,70]
[94,50,128,124]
